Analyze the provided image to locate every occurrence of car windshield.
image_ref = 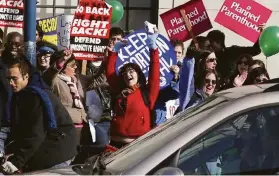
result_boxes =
[104,94,230,173]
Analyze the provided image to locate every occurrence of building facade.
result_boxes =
[3,0,279,78]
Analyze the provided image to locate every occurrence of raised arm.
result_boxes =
[105,41,129,94]
[42,50,73,88]
[229,24,265,59]
[146,28,160,110]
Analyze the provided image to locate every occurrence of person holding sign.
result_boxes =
[105,27,160,148]
[43,49,107,144]
[207,24,265,89]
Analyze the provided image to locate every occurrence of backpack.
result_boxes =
[24,86,67,140]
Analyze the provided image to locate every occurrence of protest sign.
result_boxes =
[116,29,177,89]
[57,15,74,50]
[70,0,112,61]
[166,99,179,119]
[37,16,58,45]
[0,0,24,28]
[160,0,212,42]
[215,0,272,43]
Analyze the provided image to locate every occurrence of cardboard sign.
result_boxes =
[57,15,74,50]
[37,16,58,46]
[70,0,112,61]
[116,29,177,89]
[165,99,179,119]
[0,0,24,28]
[160,0,212,42]
[215,0,272,43]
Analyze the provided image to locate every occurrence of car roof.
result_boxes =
[216,82,278,99]
[105,82,279,174]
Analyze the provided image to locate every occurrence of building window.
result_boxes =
[36,0,158,31]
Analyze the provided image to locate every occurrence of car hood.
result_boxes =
[27,165,80,175]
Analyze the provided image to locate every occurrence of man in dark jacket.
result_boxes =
[0,32,24,156]
[3,56,78,174]
[0,61,10,155]
[207,28,263,88]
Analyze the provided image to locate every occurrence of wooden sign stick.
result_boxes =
[81,60,87,75]
[180,9,199,50]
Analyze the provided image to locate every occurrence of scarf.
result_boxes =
[57,74,84,109]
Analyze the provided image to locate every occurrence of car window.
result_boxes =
[177,105,279,175]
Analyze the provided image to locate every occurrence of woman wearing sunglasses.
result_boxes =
[185,69,219,109]
[225,54,253,89]
[198,51,217,72]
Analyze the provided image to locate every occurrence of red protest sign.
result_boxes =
[160,0,212,42]
[0,0,24,28]
[215,0,272,43]
[70,0,112,61]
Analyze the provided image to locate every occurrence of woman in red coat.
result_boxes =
[105,29,160,148]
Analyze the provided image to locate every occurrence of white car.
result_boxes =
[32,82,279,175]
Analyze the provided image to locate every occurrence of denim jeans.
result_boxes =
[94,121,110,146]
[0,127,10,152]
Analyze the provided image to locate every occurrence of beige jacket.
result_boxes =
[43,63,106,124]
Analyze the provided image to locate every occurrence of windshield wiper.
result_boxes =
[73,154,111,175]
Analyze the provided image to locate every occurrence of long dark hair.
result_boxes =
[198,51,214,73]
[196,69,219,91]
[245,67,269,85]
[185,36,211,74]
[119,63,147,90]
[227,54,253,86]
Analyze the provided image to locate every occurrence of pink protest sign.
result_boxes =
[215,0,272,43]
[160,0,212,42]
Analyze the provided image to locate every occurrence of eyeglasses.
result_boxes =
[121,69,136,76]
[204,78,217,85]
[238,60,248,65]
[206,58,217,63]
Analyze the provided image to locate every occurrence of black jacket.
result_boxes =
[86,63,112,120]
[7,76,78,172]
[0,61,11,127]
[216,40,261,87]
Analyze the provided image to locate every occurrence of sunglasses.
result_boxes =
[207,58,217,63]
[238,60,248,65]
[205,78,217,85]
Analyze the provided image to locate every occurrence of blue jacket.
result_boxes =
[154,80,180,126]
[176,57,195,113]
[185,88,207,109]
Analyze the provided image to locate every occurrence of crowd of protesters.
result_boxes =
[0,22,270,174]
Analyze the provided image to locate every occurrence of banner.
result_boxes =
[160,0,212,42]
[57,15,74,50]
[215,0,272,43]
[70,0,112,61]
[116,29,177,89]
[0,0,24,28]
[37,16,58,45]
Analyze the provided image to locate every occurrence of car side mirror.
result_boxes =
[153,167,184,175]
